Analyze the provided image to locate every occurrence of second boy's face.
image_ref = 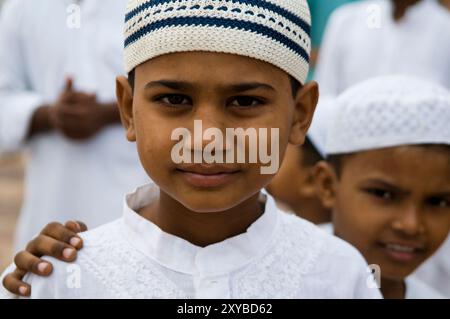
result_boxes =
[327,146,450,280]
[116,52,317,213]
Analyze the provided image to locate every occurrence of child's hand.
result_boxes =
[2,220,87,297]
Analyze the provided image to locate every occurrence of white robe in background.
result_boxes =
[1,184,382,299]
[315,0,450,95]
[0,0,148,251]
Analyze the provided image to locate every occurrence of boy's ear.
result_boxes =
[116,76,136,142]
[289,81,319,146]
[313,161,338,210]
[298,167,318,198]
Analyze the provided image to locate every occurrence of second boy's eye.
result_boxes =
[427,197,450,209]
[157,94,192,106]
[228,96,264,108]
[365,188,395,201]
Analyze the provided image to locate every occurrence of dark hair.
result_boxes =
[127,69,301,97]
[301,136,324,167]
[326,154,347,178]
[289,76,301,98]
[128,68,135,90]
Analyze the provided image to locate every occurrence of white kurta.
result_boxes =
[2,184,382,299]
[315,0,450,95]
[319,223,446,299]
[0,0,148,250]
[412,237,450,298]
[405,277,445,299]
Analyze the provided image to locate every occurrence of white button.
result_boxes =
[194,276,230,298]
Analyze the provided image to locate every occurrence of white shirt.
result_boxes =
[319,223,445,299]
[405,277,445,299]
[315,0,450,95]
[2,184,382,299]
[412,236,450,298]
[0,0,148,250]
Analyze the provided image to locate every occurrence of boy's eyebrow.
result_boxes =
[144,80,194,91]
[144,80,276,92]
[426,192,450,198]
[363,179,450,199]
[362,179,410,195]
[228,82,276,92]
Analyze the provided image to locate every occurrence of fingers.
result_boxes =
[26,234,78,262]
[64,220,88,233]
[14,251,53,276]
[52,121,96,141]
[64,220,82,233]
[76,220,88,232]
[2,268,30,297]
[64,77,73,92]
[51,106,103,140]
[60,91,97,105]
[54,103,90,117]
[5,220,86,297]
[40,222,83,249]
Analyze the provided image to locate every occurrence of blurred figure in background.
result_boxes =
[0,0,147,251]
[440,0,450,10]
[267,97,333,224]
[315,0,450,95]
[266,140,328,224]
[307,0,361,78]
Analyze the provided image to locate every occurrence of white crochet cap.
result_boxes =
[307,95,334,158]
[325,75,450,155]
[124,0,312,84]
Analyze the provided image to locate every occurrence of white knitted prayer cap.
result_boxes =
[325,75,450,156]
[307,96,335,158]
[124,0,312,84]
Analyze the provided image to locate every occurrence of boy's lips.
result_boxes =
[176,164,241,188]
[377,240,426,263]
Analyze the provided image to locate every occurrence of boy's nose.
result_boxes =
[192,104,227,129]
[391,205,425,237]
[188,107,229,153]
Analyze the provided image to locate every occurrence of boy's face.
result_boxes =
[116,52,318,213]
[316,146,450,280]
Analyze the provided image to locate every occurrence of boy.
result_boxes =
[1,98,334,295]
[1,0,380,299]
[314,75,450,298]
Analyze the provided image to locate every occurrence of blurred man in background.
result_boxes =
[315,0,450,94]
[307,0,361,79]
[0,0,147,251]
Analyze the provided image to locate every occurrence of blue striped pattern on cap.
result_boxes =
[124,0,312,83]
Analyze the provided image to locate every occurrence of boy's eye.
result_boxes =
[157,94,191,106]
[365,188,395,201]
[228,96,264,108]
[427,197,450,208]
